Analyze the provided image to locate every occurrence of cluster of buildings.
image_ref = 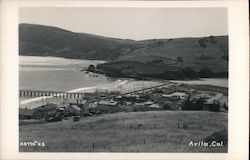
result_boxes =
[19,83,227,122]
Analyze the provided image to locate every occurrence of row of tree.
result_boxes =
[92,63,228,80]
[145,66,227,80]
[182,96,221,112]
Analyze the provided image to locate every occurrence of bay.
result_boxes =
[19,56,114,92]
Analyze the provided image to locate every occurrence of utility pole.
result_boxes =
[143,80,144,93]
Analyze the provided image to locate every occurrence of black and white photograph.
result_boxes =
[18,7,229,152]
[0,0,249,159]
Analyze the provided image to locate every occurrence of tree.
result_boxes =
[222,103,228,111]
[87,64,95,72]
[96,64,102,70]
[182,95,191,110]
[221,54,228,61]
[198,38,208,48]
[156,41,164,46]
[163,102,172,110]
[193,97,205,110]
[177,57,183,63]
[182,96,204,110]
[208,101,220,112]
[183,67,197,79]
[199,66,214,78]
[209,36,217,44]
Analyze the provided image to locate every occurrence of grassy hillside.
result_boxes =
[97,36,228,79]
[19,24,228,78]
[117,36,228,71]
[19,111,227,152]
[19,23,134,60]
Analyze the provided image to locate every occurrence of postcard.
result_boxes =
[0,0,249,159]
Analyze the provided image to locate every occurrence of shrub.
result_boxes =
[209,36,217,44]
[87,64,95,72]
[182,97,205,110]
[199,66,214,78]
[183,123,188,129]
[222,103,228,111]
[208,101,221,112]
[198,37,208,48]
[156,41,164,46]
[167,39,173,43]
[221,54,228,61]
[183,67,198,79]
[151,59,163,64]
[163,103,171,110]
[177,57,183,63]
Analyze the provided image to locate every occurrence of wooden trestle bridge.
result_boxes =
[19,83,172,100]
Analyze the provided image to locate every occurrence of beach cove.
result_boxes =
[19,56,164,108]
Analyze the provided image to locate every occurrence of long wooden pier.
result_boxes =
[19,82,172,100]
[19,90,85,99]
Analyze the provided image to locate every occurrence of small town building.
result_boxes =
[161,94,172,100]
[171,92,188,100]
[161,92,187,101]
[68,104,82,116]
[122,94,139,102]
[133,100,163,112]
[70,100,89,115]
[98,100,118,106]
[125,101,132,105]
[57,102,69,116]
[144,101,154,106]
[88,102,98,108]
[84,92,99,100]
[148,103,161,109]
[19,108,42,120]
[110,91,120,95]
[34,103,57,118]
[89,100,119,114]
[56,107,65,113]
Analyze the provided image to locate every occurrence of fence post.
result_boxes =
[92,143,95,151]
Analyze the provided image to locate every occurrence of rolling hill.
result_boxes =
[19,23,134,60]
[97,36,228,79]
[19,23,228,79]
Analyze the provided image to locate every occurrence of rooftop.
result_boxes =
[98,100,118,106]
[71,105,81,111]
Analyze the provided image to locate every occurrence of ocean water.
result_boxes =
[19,56,115,92]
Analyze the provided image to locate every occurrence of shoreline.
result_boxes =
[170,78,228,88]
[19,56,228,109]
[19,78,228,109]
[19,79,132,108]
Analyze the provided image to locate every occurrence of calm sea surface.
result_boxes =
[19,56,115,92]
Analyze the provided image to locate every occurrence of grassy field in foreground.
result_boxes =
[19,111,227,152]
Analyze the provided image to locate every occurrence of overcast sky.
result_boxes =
[19,7,227,40]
